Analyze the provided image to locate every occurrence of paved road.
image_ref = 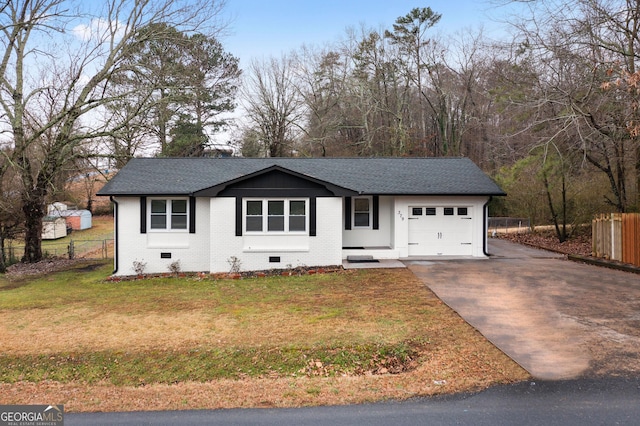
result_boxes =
[407,239,640,379]
[66,377,640,425]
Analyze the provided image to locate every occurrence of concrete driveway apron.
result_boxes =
[406,239,640,380]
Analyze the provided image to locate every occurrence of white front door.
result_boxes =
[408,206,473,256]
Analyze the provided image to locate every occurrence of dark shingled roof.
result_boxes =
[97,157,506,196]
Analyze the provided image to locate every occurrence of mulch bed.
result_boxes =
[105,265,346,282]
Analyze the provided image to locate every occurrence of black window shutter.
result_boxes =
[140,196,147,234]
[373,195,379,230]
[344,197,351,230]
[189,197,196,233]
[235,197,242,236]
[309,197,317,236]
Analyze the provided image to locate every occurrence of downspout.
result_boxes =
[483,197,492,257]
[110,196,119,274]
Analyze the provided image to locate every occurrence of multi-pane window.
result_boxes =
[353,197,371,228]
[268,201,285,231]
[410,206,470,217]
[289,200,306,231]
[245,199,307,233]
[246,200,263,232]
[149,199,188,231]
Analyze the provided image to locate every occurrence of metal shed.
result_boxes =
[42,216,68,240]
[47,203,92,230]
[59,209,92,230]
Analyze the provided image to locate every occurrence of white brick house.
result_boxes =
[97,157,505,276]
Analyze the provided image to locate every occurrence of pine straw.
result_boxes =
[0,268,529,412]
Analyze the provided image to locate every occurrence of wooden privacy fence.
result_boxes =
[592,213,640,267]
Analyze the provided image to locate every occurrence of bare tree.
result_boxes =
[0,0,227,262]
[349,27,416,156]
[241,54,305,157]
[505,0,640,211]
[294,46,351,157]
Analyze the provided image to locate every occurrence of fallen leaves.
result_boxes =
[498,231,592,256]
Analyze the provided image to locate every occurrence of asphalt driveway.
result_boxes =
[406,239,640,380]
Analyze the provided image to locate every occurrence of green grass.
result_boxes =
[1,265,335,313]
[0,265,440,385]
[0,261,113,308]
[0,341,423,385]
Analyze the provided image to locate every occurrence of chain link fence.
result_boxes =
[4,238,113,262]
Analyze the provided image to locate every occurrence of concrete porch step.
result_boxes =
[346,255,377,263]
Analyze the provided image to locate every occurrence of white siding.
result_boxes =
[112,197,210,276]
[342,196,393,248]
[210,197,343,273]
[111,193,490,276]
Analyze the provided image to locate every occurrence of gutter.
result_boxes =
[110,196,119,275]
[483,197,492,256]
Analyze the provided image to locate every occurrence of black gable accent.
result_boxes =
[215,169,336,197]
[193,165,357,197]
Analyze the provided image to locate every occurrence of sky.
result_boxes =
[221,0,514,64]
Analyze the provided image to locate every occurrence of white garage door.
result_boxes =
[408,206,473,256]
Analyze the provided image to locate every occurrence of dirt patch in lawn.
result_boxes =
[0,265,529,412]
[5,259,91,279]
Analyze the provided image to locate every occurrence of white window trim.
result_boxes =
[352,196,372,229]
[148,197,189,232]
[244,198,309,235]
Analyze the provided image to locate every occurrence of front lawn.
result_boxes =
[0,262,528,411]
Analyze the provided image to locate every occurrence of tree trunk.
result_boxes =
[21,196,44,263]
[543,171,567,243]
[561,172,567,240]
[159,89,169,154]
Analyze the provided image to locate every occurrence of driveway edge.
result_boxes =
[567,254,640,274]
